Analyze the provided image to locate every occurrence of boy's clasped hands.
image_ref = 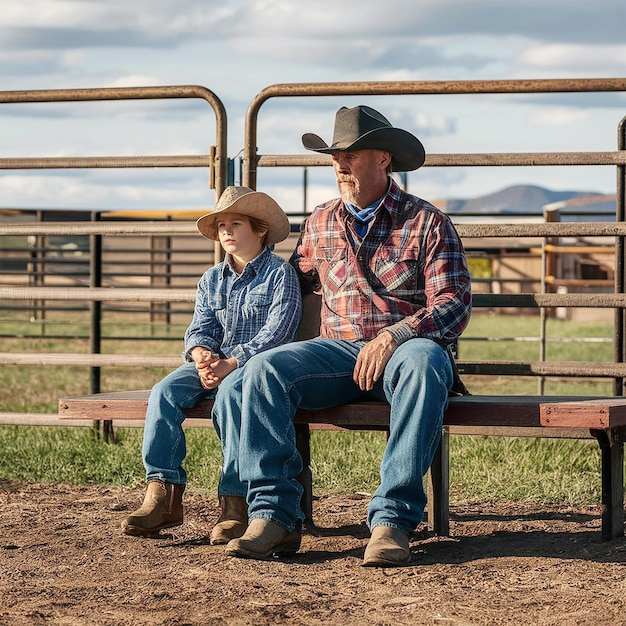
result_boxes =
[191,347,238,390]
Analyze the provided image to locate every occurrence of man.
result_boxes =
[212,105,472,567]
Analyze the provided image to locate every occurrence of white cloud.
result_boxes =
[529,107,589,127]
[0,173,110,205]
[2,1,102,27]
[521,44,626,74]
[0,170,213,210]
[105,75,163,88]
[2,0,234,33]
[0,0,624,208]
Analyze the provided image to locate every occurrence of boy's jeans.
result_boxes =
[142,362,246,497]
[212,337,453,533]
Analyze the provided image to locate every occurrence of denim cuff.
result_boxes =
[183,345,211,362]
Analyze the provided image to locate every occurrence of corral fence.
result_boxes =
[1,78,626,430]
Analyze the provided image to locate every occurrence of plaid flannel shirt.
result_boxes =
[291,178,471,344]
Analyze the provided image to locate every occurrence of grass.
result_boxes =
[0,425,604,505]
[0,310,620,505]
[449,436,601,504]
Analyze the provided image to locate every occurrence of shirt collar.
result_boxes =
[344,195,385,223]
[221,246,270,278]
[380,177,406,220]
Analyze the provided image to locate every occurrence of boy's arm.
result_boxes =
[183,273,224,360]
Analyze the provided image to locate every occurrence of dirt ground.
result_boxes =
[0,482,625,626]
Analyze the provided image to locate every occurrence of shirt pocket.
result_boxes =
[206,291,226,313]
[315,247,349,294]
[374,246,424,303]
[241,290,273,319]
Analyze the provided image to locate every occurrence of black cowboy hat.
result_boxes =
[302,105,425,172]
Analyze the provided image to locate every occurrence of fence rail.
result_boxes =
[4,220,626,237]
[258,151,626,169]
[3,287,626,308]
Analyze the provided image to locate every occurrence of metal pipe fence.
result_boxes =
[0,223,622,424]
[243,78,626,189]
[242,78,626,397]
[1,79,625,425]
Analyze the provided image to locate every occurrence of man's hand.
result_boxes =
[353,332,396,391]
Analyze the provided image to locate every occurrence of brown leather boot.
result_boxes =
[225,519,301,560]
[121,480,185,536]
[362,526,411,567]
[210,495,248,545]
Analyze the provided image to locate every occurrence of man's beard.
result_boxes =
[337,177,361,206]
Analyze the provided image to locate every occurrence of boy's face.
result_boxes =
[217,213,266,262]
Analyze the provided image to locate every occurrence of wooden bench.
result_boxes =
[58,389,626,540]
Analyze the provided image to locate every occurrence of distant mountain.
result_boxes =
[437,184,615,216]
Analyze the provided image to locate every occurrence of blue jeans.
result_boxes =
[142,362,246,497]
[212,337,453,533]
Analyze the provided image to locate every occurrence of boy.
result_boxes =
[122,186,302,541]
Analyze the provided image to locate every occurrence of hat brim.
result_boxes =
[302,127,425,172]
[196,191,290,246]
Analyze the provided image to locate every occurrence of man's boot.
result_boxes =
[121,479,185,536]
[210,495,248,545]
[362,526,411,567]
[225,519,301,560]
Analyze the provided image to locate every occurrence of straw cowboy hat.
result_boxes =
[302,105,425,172]
[196,186,290,246]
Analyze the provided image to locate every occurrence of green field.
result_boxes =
[0,311,619,504]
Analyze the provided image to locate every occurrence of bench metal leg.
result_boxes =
[295,422,453,534]
[591,426,625,540]
[295,423,314,525]
[427,427,450,536]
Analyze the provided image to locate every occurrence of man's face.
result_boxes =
[331,149,391,208]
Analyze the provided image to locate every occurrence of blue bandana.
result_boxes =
[344,195,385,238]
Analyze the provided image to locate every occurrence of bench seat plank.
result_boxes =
[541,398,626,428]
[59,391,626,431]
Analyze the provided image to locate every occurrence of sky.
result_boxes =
[1,0,625,214]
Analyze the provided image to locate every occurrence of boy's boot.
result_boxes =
[210,495,248,545]
[121,479,184,536]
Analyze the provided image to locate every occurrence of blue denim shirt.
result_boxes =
[184,247,302,367]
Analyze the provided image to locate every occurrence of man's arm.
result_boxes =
[355,215,472,391]
[384,216,472,345]
[289,219,322,296]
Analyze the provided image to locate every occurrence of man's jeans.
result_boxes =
[142,362,246,497]
[212,337,453,533]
